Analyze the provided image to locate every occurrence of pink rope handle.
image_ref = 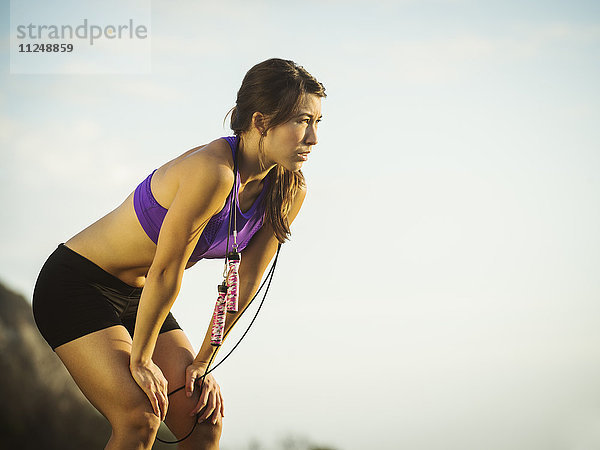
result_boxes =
[211,284,228,346]
[226,257,240,313]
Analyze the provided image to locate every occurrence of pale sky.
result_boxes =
[1,1,600,449]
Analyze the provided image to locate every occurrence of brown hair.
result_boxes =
[227,58,326,243]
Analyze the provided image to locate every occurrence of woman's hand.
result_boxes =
[186,362,225,425]
[130,359,169,421]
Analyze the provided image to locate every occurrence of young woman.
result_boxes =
[32,58,325,449]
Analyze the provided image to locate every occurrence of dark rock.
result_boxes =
[0,279,112,449]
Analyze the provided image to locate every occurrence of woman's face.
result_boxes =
[263,93,322,172]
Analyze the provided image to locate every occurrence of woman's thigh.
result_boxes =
[54,325,155,424]
[152,329,223,446]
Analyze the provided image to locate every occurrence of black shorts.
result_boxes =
[32,243,181,350]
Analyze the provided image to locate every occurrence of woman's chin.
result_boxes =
[291,160,306,172]
[278,161,304,172]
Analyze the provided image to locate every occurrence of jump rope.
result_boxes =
[156,141,281,444]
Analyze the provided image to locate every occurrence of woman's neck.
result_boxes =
[237,132,275,186]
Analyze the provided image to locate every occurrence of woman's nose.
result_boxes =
[305,124,318,146]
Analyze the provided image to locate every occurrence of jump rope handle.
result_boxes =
[226,251,241,313]
[210,283,228,346]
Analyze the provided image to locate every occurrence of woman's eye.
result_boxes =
[298,117,321,125]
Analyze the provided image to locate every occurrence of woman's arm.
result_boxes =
[129,153,234,419]
[186,184,308,417]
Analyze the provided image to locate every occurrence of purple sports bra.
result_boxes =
[133,136,269,263]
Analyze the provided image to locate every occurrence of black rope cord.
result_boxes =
[155,243,281,444]
[156,136,281,444]
[224,135,239,271]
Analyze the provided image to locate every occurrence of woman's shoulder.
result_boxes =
[198,137,236,167]
[150,137,235,207]
[168,137,235,183]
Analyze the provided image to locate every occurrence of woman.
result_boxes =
[32,58,325,449]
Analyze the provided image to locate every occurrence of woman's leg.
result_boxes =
[55,325,161,450]
[152,329,223,450]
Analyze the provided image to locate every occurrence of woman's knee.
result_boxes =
[194,416,223,444]
[111,404,161,442]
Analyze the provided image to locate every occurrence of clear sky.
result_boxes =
[1,0,600,449]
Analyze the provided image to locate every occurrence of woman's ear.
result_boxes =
[251,112,268,136]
